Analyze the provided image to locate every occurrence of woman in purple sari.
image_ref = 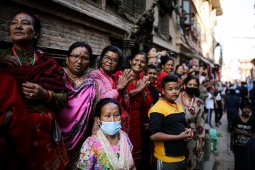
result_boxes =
[57,42,98,170]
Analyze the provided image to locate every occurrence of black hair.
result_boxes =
[162,74,179,89]
[12,10,41,48]
[253,81,255,84]
[207,87,212,92]
[145,64,157,73]
[183,76,199,86]
[146,45,157,54]
[97,45,123,71]
[66,42,93,66]
[240,100,252,110]
[160,55,174,68]
[175,64,184,73]
[123,51,148,69]
[95,98,122,118]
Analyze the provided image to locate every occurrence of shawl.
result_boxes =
[58,73,96,151]
[95,128,134,169]
[1,51,66,91]
[0,72,31,161]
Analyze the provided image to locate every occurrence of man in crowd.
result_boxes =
[249,81,255,118]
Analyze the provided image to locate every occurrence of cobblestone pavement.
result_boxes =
[211,112,234,170]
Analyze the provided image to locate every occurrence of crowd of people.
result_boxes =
[0,10,255,170]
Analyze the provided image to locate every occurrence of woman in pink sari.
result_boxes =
[88,45,133,133]
[57,42,99,170]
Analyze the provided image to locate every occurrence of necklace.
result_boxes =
[12,47,37,65]
[160,98,179,110]
[181,92,195,107]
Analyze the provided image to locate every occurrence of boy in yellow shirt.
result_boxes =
[149,74,192,170]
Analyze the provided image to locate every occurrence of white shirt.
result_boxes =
[199,76,205,84]
[205,92,214,109]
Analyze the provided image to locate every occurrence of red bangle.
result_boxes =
[45,90,51,103]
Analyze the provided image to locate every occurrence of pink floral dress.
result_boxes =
[77,132,133,170]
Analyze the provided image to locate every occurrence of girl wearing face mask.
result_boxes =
[78,98,136,170]
[176,76,205,170]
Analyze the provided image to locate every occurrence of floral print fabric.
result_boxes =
[77,132,133,170]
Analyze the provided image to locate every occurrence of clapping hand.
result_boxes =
[136,76,150,92]
[117,69,134,90]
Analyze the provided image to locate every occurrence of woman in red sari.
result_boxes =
[115,51,153,167]
[156,56,175,96]
[0,10,68,170]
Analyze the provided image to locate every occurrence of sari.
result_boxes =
[58,68,96,169]
[0,72,30,170]
[115,70,153,166]
[0,48,69,170]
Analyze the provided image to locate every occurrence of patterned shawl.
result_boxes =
[57,72,96,151]
[1,51,66,91]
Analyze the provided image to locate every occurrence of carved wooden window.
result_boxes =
[122,0,146,17]
[106,0,118,13]
[159,9,169,36]
[123,0,135,15]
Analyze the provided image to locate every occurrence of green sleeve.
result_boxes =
[46,90,68,110]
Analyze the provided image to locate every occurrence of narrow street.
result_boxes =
[212,112,234,170]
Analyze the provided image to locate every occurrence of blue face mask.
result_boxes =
[244,85,248,88]
[236,90,240,94]
[100,121,121,136]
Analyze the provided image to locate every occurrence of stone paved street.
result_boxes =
[211,112,234,170]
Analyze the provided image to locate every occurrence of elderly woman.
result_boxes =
[0,10,68,169]
[156,55,175,95]
[57,42,98,169]
[115,51,153,167]
[88,45,133,133]
[78,98,136,170]
[176,76,205,170]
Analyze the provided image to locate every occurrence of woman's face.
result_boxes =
[148,57,158,67]
[162,60,174,74]
[66,46,90,76]
[176,66,184,74]
[130,54,147,74]
[184,79,198,89]
[101,51,119,75]
[97,103,121,125]
[9,13,37,45]
[147,48,157,57]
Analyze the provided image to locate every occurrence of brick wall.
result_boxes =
[0,0,131,55]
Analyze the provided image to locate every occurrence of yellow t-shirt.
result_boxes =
[148,99,187,163]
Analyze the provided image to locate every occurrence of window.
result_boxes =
[183,0,190,24]
[159,9,169,36]
[106,0,118,13]
[200,26,206,42]
[122,0,135,15]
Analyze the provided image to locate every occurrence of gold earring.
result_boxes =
[34,36,37,39]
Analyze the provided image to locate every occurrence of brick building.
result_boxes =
[0,0,222,70]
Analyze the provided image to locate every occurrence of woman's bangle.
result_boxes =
[45,90,52,103]
[143,91,147,97]
[123,90,129,98]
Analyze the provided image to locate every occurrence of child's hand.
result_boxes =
[230,143,233,151]
[179,130,191,140]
